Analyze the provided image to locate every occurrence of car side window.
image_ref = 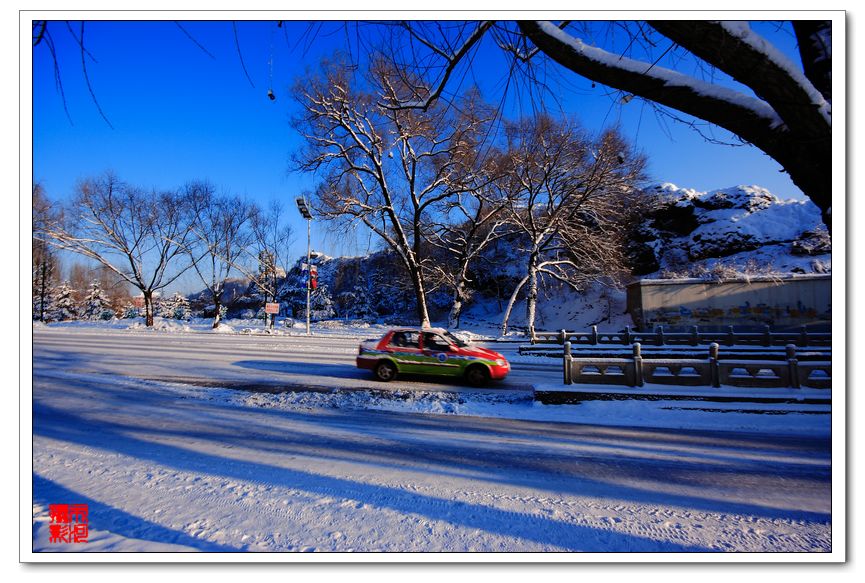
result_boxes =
[424,333,452,352]
[389,331,420,349]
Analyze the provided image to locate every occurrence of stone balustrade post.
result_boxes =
[709,342,720,388]
[787,343,800,389]
[563,341,573,385]
[633,342,644,387]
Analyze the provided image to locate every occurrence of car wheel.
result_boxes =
[465,365,490,388]
[374,361,397,382]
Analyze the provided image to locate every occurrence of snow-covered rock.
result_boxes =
[631,183,830,276]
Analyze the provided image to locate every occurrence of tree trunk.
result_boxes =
[501,275,529,337]
[38,258,48,322]
[143,290,154,327]
[525,259,539,338]
[449,298,462,329]
[407,263,430,327]
[212,292,222,329]
[449,280,469,329]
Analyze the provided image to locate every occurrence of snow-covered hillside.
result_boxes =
[453,183,831,332]
[630,183,830,277]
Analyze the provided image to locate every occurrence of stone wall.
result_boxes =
[626,275,831,330]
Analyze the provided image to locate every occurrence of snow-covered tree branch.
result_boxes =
[293,59,499,327]
[498,116,646,336]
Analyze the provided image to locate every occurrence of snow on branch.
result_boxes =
[650,21,830,132]
[520,21,784,136]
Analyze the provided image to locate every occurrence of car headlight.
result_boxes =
[495,359,507,367]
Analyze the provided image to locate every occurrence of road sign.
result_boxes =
[264,303,280,315]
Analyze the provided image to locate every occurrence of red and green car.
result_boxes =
[356,327,510,387]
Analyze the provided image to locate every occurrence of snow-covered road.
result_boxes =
[30,327,832,554]
[32,326,556,392]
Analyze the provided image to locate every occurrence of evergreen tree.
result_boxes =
[122,304,141,319]
[32,244,59,321]
[277,265,310,318]
[49,282,79,321]
[158,292,191,320]
[338,284,375,321]
[172,293,191,320]
[310,283,335,320]
[82,280,114,320]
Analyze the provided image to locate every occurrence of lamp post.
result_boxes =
[295,197,313,336]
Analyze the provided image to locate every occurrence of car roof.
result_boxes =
[388,327,449,334]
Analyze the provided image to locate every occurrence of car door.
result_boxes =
[384,331,425,374]
[421,332,463,376]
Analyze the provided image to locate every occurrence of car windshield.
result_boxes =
[443,331,469,348]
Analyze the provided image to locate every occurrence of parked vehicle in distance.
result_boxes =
[356,327,510,387]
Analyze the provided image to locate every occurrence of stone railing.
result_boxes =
[562,342,831,390]
[533,325,831,348]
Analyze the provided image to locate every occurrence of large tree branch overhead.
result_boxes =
[516,20,833,230]
[792,20,832,103]
[648,21,831,136]
[517,21,782,146]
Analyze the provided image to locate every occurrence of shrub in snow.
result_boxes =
[792,227,832,256]
[122,304,141,319]
[659,258,783,281]
[810,259,831,274]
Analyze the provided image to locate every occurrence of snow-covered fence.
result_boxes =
[562,342,831,390]
[533,325,830,348]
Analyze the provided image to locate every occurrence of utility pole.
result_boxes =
[295,197,313,336]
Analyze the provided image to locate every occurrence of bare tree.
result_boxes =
[377,20,833,231]
[498,116,646,336]
[294,59,495,327]
[33,183,61,321]
[425,147,512,328]
[235,200,294,329]
[184,181,254,328]
[37,172,199,326]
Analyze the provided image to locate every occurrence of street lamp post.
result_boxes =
[295,197,313,336]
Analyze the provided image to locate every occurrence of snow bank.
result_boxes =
[126,319,191,333]
[161,382,829,437]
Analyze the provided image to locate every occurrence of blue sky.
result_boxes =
[32,19,809,292]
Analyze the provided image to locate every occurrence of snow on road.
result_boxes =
[29,325,832,554]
